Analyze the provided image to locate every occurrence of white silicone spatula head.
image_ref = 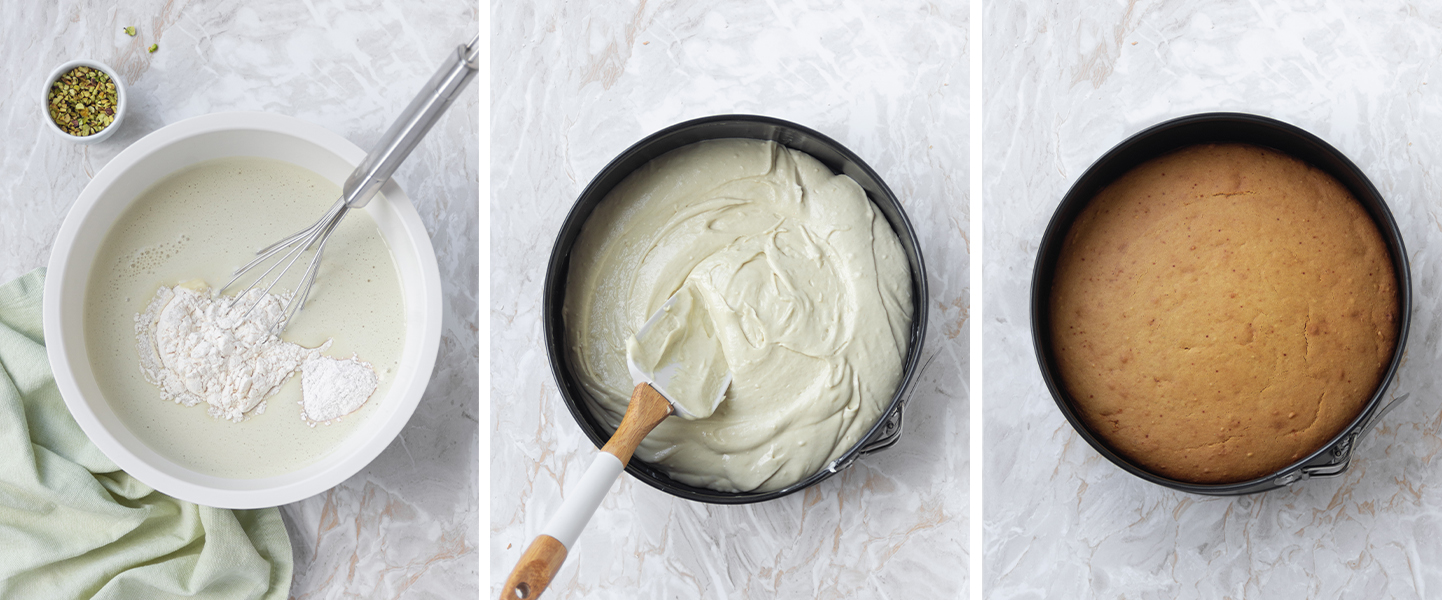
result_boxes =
[625,285,732,419]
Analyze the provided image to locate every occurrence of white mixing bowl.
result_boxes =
[43,112,443,508]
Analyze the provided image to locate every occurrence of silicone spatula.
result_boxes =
[499,291,731,599]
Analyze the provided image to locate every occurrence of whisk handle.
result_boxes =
[342,33,480,209]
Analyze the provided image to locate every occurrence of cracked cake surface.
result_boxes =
[1049,142,1399,484]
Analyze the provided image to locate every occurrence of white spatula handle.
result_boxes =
[543,452,624,547]
[500,384,673,600]
[499,453,622,599]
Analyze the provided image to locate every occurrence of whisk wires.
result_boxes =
[219,198,350,333]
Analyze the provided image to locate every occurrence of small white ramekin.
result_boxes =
[42,59,128,144]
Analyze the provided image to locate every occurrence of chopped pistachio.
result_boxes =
[147,43,158,53]
[47,66,118,137]
[124,26,136,36]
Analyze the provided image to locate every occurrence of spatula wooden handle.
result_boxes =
[499,535,566,599]
[602,383,674,466]
[499,383,673,599]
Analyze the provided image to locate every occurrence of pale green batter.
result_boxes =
[565,139,913,493]
[84,157,407,479]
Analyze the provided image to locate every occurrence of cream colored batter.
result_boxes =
[85,157,406,479]
[564,138,913,493]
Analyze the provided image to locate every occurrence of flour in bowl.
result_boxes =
[299,355,378,425]
[136,282,377,424]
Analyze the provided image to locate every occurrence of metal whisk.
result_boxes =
[222,34,480,331]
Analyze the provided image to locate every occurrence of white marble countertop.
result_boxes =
[491,1,969,597]
[0,2,478,598]
[985,1,1442,598]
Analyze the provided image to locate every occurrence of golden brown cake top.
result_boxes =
[1049,142,1398,484]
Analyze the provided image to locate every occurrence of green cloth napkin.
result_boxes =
[0,269,292,599]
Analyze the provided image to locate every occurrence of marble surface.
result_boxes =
[0,2,478,598]
[984,1,1442,598]
[491,1,968,597]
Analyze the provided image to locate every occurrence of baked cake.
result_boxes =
[1049,142,1398,484]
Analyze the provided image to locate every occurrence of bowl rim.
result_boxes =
[542,113,929,504]
[43,111,443,508]
[42,59,127,144]
[1029,111,1412,495]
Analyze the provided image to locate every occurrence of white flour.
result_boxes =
[136,284,377,424]
[300,355,378,425]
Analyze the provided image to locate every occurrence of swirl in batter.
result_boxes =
[564,138,912,492]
